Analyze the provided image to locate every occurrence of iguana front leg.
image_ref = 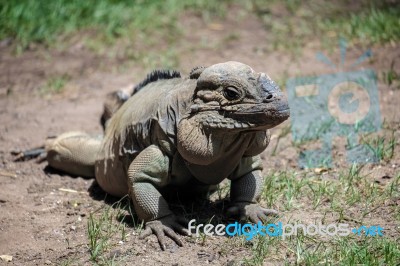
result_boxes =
[227,156,278,223]
[127,145,189,250]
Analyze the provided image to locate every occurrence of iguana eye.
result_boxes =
[223,87,241,101]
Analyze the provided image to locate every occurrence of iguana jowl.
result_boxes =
[38,61,290,249]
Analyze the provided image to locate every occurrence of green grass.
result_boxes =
[241,168,400,265]
[252,0,400,52]
[296,236,400,265]
[263,165,399,213]
[323,4,400,44]
[0,0,231,51]
[59,257,79,266]
[2,0,398,54]
[39,75,70,95]
[87,198,139,264]
[79,166,399,264]
[242,230,400,265]
[381,59,400,89]
[243,235,280,265]
[362,132,396,162]
[243,230,400,265]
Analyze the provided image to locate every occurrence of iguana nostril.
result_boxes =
[263,93,275,103]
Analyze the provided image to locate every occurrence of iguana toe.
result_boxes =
[139,215,189,250]
[226,203,278,223]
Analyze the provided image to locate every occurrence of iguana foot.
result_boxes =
[226,202,278,223]
[139,215,190,250]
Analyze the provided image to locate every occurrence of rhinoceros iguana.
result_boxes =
[19,61,290,250]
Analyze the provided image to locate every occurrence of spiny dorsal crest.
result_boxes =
[132,69,181,95]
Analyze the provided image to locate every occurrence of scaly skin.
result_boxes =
[38,61,290,250]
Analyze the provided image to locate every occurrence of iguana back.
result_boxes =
[95,77,195,196]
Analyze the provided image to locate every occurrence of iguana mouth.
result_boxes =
[192,103,289,130]
[200,112,253,129]
[224,103,290,124]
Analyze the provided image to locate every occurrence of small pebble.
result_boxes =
[0,255,12,262]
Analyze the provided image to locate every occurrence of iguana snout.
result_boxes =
[223,101,289,129]
[189,61,290,131]
[225,72,289,129]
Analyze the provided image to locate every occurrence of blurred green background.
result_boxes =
[1,0,399,52]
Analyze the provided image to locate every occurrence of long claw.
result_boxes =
[249,213,259,223]
[153,227,167,251]
[164,227,183,247]
[257,213,268,222]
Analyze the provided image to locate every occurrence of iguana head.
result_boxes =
[177,62,290,166]
[189,61,290,131]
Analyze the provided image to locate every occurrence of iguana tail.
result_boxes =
[13,132,102,178]
[12,146,47,162]
[43,131,102,178]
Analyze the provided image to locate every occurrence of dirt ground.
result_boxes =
[0,8,399,266]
